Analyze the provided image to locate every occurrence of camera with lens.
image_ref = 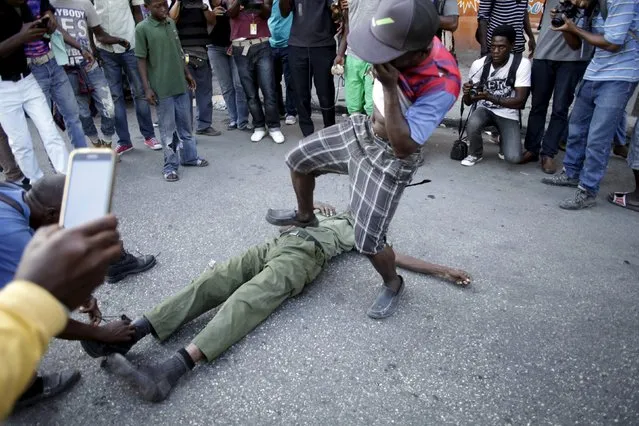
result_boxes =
[469,83,484,98]
[551,0,580,27]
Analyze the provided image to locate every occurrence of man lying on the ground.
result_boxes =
[91,203,471,402]
[0,176,156,408]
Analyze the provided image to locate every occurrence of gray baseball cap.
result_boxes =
[347,0,439,64]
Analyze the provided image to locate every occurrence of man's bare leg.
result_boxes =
[291,170,316,222]
[367,245,402,292]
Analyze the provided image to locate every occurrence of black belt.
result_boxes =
[281,228,323,252]
[0,69,31,82]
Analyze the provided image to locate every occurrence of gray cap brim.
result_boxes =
[347,20,404,65]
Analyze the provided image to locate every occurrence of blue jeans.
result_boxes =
[156,92,200,174]
[98,49,156,146]
[524,59,588,158]
[232,42,280,130]
[187,57,213,132]
[30,59,87,148]
[563,79,638,195]
[208,45,249,127]
[65,64,115,139]
[615,113,627,146]
[271,46,297,117]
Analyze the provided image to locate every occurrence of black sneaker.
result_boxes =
[195,126,222,136]
[541,170,579,187]
[15,370,81,409]
[559,187,596,210]
[106,251,156,283]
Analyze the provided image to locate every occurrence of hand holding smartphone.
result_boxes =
[59,149,117,229]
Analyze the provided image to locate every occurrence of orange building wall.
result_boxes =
[455,0,544,51]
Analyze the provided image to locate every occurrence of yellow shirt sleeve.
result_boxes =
[0,280,68,420]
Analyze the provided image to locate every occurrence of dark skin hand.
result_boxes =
[395,253,471,286]
[0,21,47,58]
[58,318,135,343]
[279,0,292,17]
[79,295,102,325]
[14,215,121,311]
[523,13,536,58]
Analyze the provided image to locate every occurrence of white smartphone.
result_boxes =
[59,148,117,228]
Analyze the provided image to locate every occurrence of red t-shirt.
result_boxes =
[230,10,271,41]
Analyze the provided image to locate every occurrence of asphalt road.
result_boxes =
[6,112,639,425]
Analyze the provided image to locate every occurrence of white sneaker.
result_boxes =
[461,155,482,167]
[285,115,297,125]
[269,129,285,144]
[251,128,267,142]
[498,151,505,160]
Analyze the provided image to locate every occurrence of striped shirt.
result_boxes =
[584,0,639,82]
[478,0,528,54]
[24,0,51,58]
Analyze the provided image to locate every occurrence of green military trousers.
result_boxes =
[144,235,325,362]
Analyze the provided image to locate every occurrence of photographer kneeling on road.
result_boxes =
[460,25,531,167]
[541,0,638,210]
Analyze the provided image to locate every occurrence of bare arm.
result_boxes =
[169,0,180,20]
[279,0,292,17]
[92,25,128,46]
[335,7,348,64]
[485,87,530,110]
[567,26,622,52]
[382,85,419,158]
[395,253,471,285]
[0,22,46,58]
[258,0,272,20]
[59,26,84,51]
[227,0,241,18]
[132,5,144,23]
[439,15,458,32]
[478,19,489,56]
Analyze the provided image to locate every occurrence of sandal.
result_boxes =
[265,209,319,227]
[164,171,179,182]
[607,192,639,212]
[183,158,209,167]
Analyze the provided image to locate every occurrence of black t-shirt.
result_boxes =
[207,0,230,47]
[0,0,53,77]
[288,0,336,48]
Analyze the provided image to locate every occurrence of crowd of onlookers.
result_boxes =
[0,0,638,419]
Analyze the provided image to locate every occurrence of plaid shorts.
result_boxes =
[285,114,420,255]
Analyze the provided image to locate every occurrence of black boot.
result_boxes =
[106,250,156,283]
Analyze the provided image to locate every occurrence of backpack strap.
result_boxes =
[479,55,492,87]
[506,53,522,89]
[0,185,26,216]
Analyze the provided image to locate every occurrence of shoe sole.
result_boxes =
[541,180,579,187]
[106,257,157,284]
[117,146,134,156]
[559,201,596,210]
[145,144,162,151]
[15,371,81,409]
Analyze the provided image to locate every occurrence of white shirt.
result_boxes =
[93,0,144,53]
[372,79,411,118]
[468,53,531,121]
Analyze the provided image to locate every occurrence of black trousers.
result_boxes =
[288,45,336,137]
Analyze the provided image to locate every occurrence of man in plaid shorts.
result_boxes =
[265,0,461,319]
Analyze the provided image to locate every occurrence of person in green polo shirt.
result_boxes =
[135,0,209,182]
[87,203,471,402]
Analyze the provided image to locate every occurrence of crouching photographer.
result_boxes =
[459,25,531,167]
[541,0,638,210]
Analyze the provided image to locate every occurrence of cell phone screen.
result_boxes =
[61,151,115,229]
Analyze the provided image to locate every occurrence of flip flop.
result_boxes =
[607,192,639,212]
[265,209,319,227]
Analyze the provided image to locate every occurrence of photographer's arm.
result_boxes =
[485,87,530,110]
[570,26,622,52]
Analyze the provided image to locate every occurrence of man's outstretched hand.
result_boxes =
[14,215,122,311]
